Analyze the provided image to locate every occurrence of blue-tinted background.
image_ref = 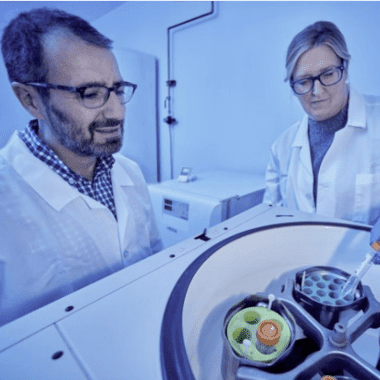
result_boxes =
[1,1,379,182]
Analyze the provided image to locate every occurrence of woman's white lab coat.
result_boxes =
[263,86,380,226]
[0,132,162,325]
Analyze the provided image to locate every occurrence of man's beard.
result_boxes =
[46,105,124,157]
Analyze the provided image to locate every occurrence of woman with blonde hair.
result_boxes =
[264,21,380,225]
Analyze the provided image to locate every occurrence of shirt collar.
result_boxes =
[1,132,136,212]
[0,132,88,211]
[1,121,120,212]
[19,119,115,182]
[94,154,115,180]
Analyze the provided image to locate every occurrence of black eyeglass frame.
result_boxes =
[23,81,137,108]
[290,66,345,95]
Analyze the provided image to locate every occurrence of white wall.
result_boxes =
[0,60,31,146]
[2,2,380,183]
[93,1,380,183]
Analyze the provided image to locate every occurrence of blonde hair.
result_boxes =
[285,21,350,83]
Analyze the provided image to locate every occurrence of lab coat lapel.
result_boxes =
[346,86,366,128]
[111,161,134,250]
[316,87,366,217]
[290,116,315,212]
[292,115,313,175]
[0,133,105,212]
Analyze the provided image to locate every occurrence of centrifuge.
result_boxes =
[0,204,379,380]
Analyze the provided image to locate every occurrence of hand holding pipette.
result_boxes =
[340,217,380,298]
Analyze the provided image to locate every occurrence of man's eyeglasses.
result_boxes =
[23,81,137,109]
[291,66,345,95]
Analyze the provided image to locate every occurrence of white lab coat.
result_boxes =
[0,131,162,325]
[263,86,380,226]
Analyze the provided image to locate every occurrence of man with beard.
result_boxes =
[0,8,162,325]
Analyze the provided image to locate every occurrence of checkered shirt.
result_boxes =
[19,120,118,220]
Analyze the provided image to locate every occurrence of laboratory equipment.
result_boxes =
[1,204,380,380]
[148,170,265,247]
[223,294,294,377]
[178,167,194,182]
[221,266,375,379]
[340,216,380,298]
[340,250,377,298]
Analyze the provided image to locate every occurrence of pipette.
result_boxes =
[340,220,380,298]
[340,249,378,297]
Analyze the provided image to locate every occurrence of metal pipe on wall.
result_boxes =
[164,2,216,179]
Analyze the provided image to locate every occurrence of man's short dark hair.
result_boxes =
[1,7,113,98]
